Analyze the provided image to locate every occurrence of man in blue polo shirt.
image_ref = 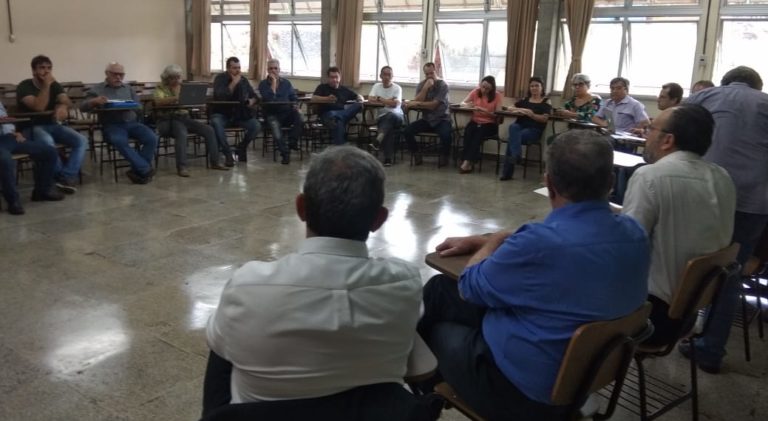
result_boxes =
[417,130,649,420]
[593,77,650,133]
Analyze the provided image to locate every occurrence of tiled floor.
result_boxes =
[0,148,765,420]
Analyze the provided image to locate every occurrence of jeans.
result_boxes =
[265,109,303,156]
[25,124,86,181]
[0,133,57,205]
[321,103,362,145]
[158,116,218,168]
[377,112,404,160]
[210,114,260,155]
[417,276,567,421]
[505,124,542,160]
[404,119,452,156]
[693,211,768,366]
[461,122,498,162]
[102,122,158,177]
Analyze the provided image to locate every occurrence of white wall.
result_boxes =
[0,0,185,84]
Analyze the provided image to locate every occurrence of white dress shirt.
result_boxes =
[623,150,736,303]
[206,236,431,402]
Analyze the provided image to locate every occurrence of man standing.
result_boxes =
[681,66,768,373]
[211,57,261,163]
[416,130,649,420]
[81,62,158,184]
[311,66,363,145]
[404,62,452,166]
[203,146,434,419]
[623,104,736,346]
[1,102,63,214]
[16,55,86,193]
[368,65,404,166]
[656,82,683,111]
[593,77,650,133]
[258,58,303,165]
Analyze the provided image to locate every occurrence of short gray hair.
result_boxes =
[303,146,386,241]
[267,58,280,68]
[547,130,614,202]
[571,73,591,87]
[160,64,183,83]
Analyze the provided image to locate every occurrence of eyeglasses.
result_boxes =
[572,82,586,87]
[644,124,669,136]
[107,71,125,77]
[268,66,279,70]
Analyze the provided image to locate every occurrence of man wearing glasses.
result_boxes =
[258,59,303,165]
[592,77,650,133]
[81,62,158,184]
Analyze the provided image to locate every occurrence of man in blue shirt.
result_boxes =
[258,59,303,165]
[417,130,650,420]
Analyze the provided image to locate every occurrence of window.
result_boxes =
[714,2,768,90]
[554,1,704,96]
[210,1,252,72]
[360,1,424,83]
[268,1,322,77]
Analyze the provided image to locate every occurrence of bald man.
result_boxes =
[81,62,157,184]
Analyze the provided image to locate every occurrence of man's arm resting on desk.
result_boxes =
[436,230,512,264]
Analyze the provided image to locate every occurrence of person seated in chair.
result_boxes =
[416,130,649,421]
[81,62,158,184]
[368,65,404,167]
[258,59,303,165]
[203,146,436,418]
[622,104,736,347]
[16,54,87,194]
[311,67,363,145]
[403,62,452,167]
[153,64,228,177]
[656,82,683,111]
[1,102,63,215]
[457,75,502,175]
[210,56,260,164]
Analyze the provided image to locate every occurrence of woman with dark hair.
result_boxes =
[500,76,552,181]
[458,76,503,174]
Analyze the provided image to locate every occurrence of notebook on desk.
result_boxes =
[178,83,208,106]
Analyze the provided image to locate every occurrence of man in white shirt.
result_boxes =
[368,66,404,166]
[623,104,736,346]
[203,146,436,419]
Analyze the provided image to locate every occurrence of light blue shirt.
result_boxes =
[460,201,649,403]
[595,95,649,132]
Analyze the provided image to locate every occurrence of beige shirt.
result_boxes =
[206,236,434,402]
[623,150,736,303]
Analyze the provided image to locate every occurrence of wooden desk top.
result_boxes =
[425,251,470,281]
[0,117,31,124]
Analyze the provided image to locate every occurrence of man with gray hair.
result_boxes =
[258,58,303,165]
[680,65,768,373]
[203,146,435,419]
[416,130,649,420]
[81,62,158,184]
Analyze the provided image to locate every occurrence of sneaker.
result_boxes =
[126,170,150,185]
[210,163,230,171]
[31,189,65,202]
[7,202,25,215]
[678,340,721,374]
[384,159,392,167]
[55,179,78,194]
[177,167,191,177]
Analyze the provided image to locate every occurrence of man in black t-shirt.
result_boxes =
[311,67,363,145]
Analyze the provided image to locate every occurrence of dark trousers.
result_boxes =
[417,275,568,421]
[646,294,689,347]
[404,119,452,156]
[201,350,434,421]
[265,109,303,155]
[461,122,498,162]
[0,133,57,206]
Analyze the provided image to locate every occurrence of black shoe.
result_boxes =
[7,202,25,215]
[126,170,150,185]
[225,154,236,167]
[236,148,248,162]
[55,178,78,194]
[678,340,721,374]
[289,142,300,151]
[281,155,290,165]
[31,189,65,202]
[499,174,513,181]
[414,153,423,166]
[384,159,392,167]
